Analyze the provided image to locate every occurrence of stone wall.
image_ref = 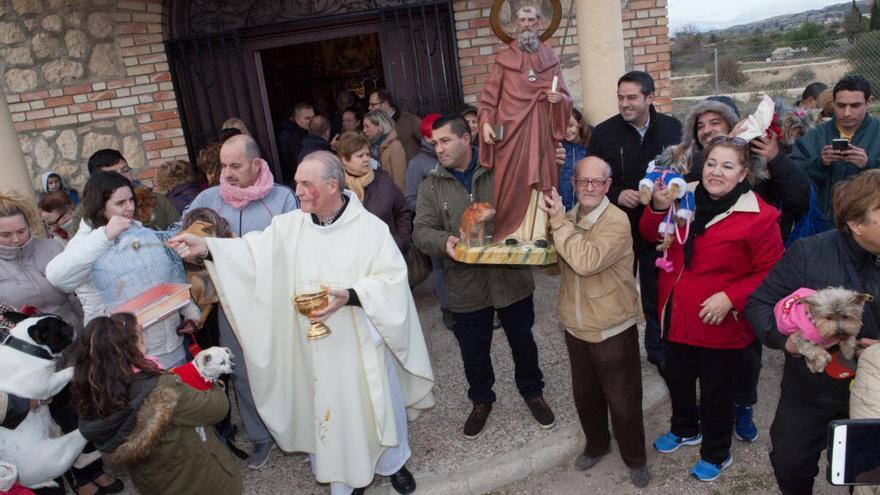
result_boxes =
[453,0,672,119]
[0,0,183,192]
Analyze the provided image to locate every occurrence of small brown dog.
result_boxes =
[775,286,874,373]
[459,202,496,248]
[181,208,234,326]
[133,187,157,224]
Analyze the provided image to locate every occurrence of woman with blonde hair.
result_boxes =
[363,109,407,190]
[336,132,412,254]
[0,189,82,332]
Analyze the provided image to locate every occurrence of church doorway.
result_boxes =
[260,33,386,134]
[166,1,462,180]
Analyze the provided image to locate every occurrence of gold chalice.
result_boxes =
[293,288,331,340]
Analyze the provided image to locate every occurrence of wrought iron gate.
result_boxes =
[165,31,274,176]
[379,2,462,115]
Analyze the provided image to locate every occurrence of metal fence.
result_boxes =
[670,32,880,120]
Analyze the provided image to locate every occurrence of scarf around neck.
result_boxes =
[369,133,388,160]
[684,180,750,268]
[219,158,274,210]
[345,167,375,202]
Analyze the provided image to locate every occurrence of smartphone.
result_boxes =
[832,138,850,152]
[827,419,880,485]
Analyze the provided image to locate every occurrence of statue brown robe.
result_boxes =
[477,41,572,242]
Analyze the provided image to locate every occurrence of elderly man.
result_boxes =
[413,115,554,439]
[539,156,650,488]
[179,134,297,469]
[477,5,572,246]
[369,90,422,162]
[791,75,880,220]
[170,151,434,495]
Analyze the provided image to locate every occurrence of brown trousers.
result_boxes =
[565,325,647,468]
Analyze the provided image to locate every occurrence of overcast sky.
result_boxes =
[669,0,849,33]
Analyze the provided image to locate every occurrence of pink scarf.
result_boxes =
[219,158,274,210]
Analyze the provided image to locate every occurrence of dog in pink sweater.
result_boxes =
[774,287,873,373]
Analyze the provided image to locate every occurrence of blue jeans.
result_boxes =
[451,295,544,404]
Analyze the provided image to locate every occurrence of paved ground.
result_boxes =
[490,333,848,495]
[103,269,847,494]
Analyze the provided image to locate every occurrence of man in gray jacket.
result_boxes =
[179,134,297,469]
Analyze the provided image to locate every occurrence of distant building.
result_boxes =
[771,46,804,60]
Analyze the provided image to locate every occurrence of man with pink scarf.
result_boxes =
[178,134,297,469]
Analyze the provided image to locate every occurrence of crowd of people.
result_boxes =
[1,49,879,495]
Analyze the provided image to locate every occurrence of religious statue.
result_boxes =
[477,2,572,247]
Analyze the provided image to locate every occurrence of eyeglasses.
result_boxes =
[368,100,381,108]
[43,210,68,228]
[571,177,610,189]
[708,136,748,149]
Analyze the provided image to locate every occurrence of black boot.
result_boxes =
[389,465,416,494]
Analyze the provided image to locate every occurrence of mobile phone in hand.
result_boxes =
[827,419,880,486]
[832,138,850,152]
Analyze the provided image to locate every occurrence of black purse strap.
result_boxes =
[838,232,879,339]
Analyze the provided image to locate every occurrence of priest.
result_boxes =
[169,151,434,495]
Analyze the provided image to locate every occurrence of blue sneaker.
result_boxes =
[690,454,733,481]
[653,431,702,453]
[734,405,759,442]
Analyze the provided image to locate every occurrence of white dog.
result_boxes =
[172,346,235,441]
[0,314,87,488]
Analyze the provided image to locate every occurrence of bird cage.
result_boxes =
[91,226,191,327]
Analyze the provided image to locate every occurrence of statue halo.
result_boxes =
[489,0,562,44]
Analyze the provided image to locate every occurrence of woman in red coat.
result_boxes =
[640,136,784,481]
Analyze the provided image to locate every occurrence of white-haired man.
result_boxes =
[170,151,434,495]
[540,156,650,488]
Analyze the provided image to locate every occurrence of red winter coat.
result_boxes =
[640,190,783,349]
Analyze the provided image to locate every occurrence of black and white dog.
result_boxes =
[0,313,87,488]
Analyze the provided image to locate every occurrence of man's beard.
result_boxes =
[517,29,539,53]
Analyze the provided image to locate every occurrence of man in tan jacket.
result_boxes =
[539,156,650,488]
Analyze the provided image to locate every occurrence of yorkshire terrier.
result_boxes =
[774,286,873,373]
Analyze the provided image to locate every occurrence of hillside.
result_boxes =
[706,0,870,37]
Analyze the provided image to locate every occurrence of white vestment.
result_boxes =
[205,192,434,488]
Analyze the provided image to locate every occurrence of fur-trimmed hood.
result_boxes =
[682,99,741,151]
[79,374,178,465]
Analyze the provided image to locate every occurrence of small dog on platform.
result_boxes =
[774,286,873,373]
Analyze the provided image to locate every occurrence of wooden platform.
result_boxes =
[453,240,557,265]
